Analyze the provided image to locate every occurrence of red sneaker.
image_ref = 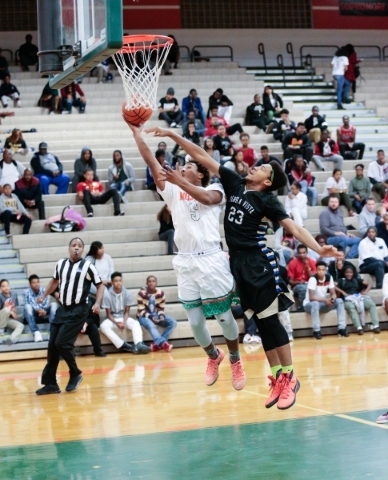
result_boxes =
[277,371,300,410]
[205,348,225,386]
[151,343,160,352]
[161,342,173,352]
[265,370,284,408]
[230,359,246,390]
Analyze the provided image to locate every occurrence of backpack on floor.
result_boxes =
[47,206,81,233]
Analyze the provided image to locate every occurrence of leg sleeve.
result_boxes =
[185,306,212,348]
[214,309,239,341]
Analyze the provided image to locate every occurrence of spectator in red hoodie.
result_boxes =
[237,133,258,167]
[311,130,344,172]
[204,107,243,137]
[344,44,361,95]
[60,82,86,114]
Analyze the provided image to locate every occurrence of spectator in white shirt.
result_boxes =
[331,47,350,110]
[303,261,348,340]
[358,226,388,289]
[358,198,376,235]
[367,150,388,200]
[0,149,25,192]
[321,168,356,216]
[285,181,308,227]
[85,241,114,294]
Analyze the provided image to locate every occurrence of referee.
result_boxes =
[36,237,105,395]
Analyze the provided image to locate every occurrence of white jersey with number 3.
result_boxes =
[158,182,225,253]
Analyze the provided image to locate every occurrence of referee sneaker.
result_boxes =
[36,237,105,395]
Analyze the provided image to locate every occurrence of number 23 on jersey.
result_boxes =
[228,206,244,225]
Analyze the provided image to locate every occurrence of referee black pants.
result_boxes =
[41,303,88,386]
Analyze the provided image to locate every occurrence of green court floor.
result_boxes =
[0,410,386,480]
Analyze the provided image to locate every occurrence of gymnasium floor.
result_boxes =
[1,333,387,480]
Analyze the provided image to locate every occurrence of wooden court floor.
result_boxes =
[1,332,388,480]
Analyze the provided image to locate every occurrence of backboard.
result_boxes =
[38,0,123,89]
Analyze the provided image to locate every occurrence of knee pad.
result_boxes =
[214,309,239,341]
[186,306,212,348]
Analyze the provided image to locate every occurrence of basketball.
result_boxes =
[122,102,153,126]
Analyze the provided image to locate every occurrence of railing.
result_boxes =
[179,45,191,62]
[257,43,267,73]
[384,46,388,61]
[277,54,286,86]
[286,42,296,73]
[1,48,13,64]
[190,45,233,62]
[304,54,315,86]
[353,45,381,60]
[300,45,340,67]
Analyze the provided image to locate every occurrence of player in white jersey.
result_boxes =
[129,124,246,390]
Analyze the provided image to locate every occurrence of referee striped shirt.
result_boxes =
[53,258,102,306]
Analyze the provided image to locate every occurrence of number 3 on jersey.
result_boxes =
[228,206,244,225]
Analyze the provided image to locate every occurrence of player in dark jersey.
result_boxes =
[146,127,339,410]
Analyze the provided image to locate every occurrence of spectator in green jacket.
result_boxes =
[348,164,371,214]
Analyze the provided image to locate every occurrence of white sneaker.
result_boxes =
[62,111,69,115]
[288,333,294,341]
[0,328,5,335]
[243,334,253,344]
[16,100,22,108]
[87,212,94,217]
[170,122,177,128]
[34,331,43,342]
[49,111,55,115]
[251,335,262,344]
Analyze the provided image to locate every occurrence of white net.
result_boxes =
[113,35,173,111]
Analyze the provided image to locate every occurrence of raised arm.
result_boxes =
[145,127,221,176]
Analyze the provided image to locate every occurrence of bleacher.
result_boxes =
[1,59,388,359]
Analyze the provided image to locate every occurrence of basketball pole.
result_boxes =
[37,0,64,74]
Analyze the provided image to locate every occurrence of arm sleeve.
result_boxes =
[218,165,242,197]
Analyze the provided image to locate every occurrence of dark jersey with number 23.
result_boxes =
[219,166,289,253]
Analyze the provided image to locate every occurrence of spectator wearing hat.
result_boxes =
[30,142,70,194]
[158,88,182,127]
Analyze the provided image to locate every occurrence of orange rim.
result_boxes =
[117,34,173,54]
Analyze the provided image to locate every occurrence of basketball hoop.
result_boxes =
[113,34,173,111]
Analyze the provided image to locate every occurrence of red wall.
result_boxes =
[312,0,388,29]
[123,0,181,31]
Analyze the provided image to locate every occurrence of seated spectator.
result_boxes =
[14,168,45,220]
[182,89,205,123]
[337,115,365,159]
[311,130,344,171]
[208,88,233,123]
[0,48,10,80]
[30,142,70,194]
[157,141,174,165]
[0,279,24,345]
[375,206,386,225]
[367,150,388,201]
[287,155,317,207]
[358,226,388,289]
[100,272,151,354]
[224,151,248,177]
[319,195,360,258]
[18,34,38,71]
[245,94,266,131]
[285,182,308,227]
[38,81,62,114]
[157,204,174,255]
[205,107,243,137]
[77,169,124,217]
[60,82,86,114]
[348,164,371,214]
[308,235,335,265]
[0,74,21,108]
[4,129,28,155]
[163,35,179,74]
[262,85,283,124]
[0,183,32,237]
[92,59,113,83]
[255,145,282,167]
[213,125,234,161]
[328,247,357,283]
[182,110,205,137]
[358,198,376,236]
[336,267,380,334]
[137,275,177,352]
[203,138,220,163]
[71,147,99,193]
[182,122,200,146]
[304,106,329,144]
[272,109,296,141]
[108,149,135,199]
[274,225,297,267]
[377,213,388,247]
[0,149,25,191]
[23,274,58,342]
[237,133,258,167]
[303,261,348,340]
[146,150,168,190]
[282,123,313,163]
[321,169,356,216]
[287,244,317,311]
[158,87,182,127]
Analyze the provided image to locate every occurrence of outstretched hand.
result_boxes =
[144,126,171,137]
[319,245,340,258]
[125,121,143,135]
[158,164,184,186]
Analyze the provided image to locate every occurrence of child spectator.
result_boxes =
[288,155,317,207]
[203,138,220,164]
[274,225,297,267]
[100,272,151,354]
[30,142,70,194]
[245,94,266,131]
[212,125,234,161]
[0,183,32,237]
[285,182,308,227]
[321,168,356,216]
[237,133,258,167]
[137,275,177,352]
[224,151,248,177]
[272,109,296,141]
[375,205,386,225]
[71,147,99,193]
[157,204,175,255]
[4,129,28,155]
[182,122,200,146]
[336,266,380,335]
[0,74,21,108]
[0,149,25,191]
[76,169,124,217]
[0,279,24,345]
[108,149,135,198]
[23,274,58,342]
[304,261,348,339]
[208,88,233,123]
[311,130,344,171]
[182,110,205,137]
[327,247,357,283]
[60,82,86,114]
[14,168,45,220]
[158,87,182,127]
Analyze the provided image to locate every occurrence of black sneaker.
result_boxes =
[133,342,151,354]
[337,104,346,110]
[338,329,349,337]
[313,331,322,340]
[65,374,83,392]
[357,328,364,335]
[36,384,61,395]
[95,350,107,357]
[118,341,133,353]
[296,306,305,313]
[373,327,381,334]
